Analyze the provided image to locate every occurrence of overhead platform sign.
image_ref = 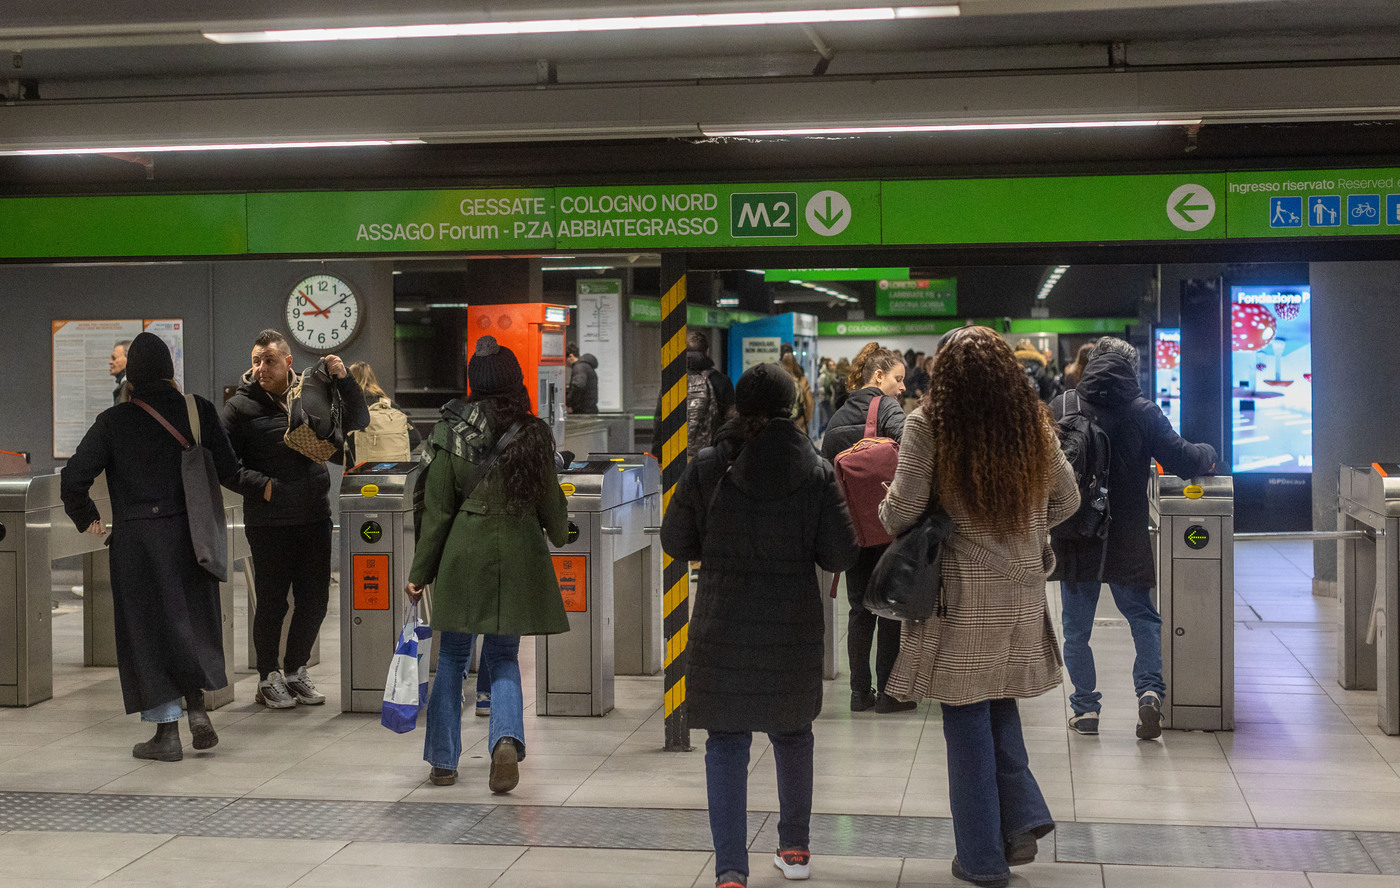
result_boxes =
[1226,167,1400,237]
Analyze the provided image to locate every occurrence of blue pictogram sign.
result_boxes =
[1268,197,1303,228]
[1386,194,1400,226]
[1308,196,1341,227]
[1348,194,1381,226]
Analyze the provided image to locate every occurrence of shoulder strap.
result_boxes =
[184,394,202,446]
[462,419,525,503]
[864,395,883,438]
[131,398,192,450]
[1065,389,1081,417]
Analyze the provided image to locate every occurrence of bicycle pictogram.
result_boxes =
[1352,202,1377,219]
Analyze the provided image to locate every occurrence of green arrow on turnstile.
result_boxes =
[1184,524,1210,550]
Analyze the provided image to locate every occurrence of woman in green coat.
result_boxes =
[406,336,570,793]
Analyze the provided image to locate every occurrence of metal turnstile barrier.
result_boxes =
[538,454,661,716]
[1150,473,1234,731]
[1337,464,1400,735]
[339,461,421,713]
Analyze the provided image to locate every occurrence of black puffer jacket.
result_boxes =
[660,419,859,734]
[220,369,367,527]
[567,354,599,414]
[820,386,905,462]
[1050,351,1217,587]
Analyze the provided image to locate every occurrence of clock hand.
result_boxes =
[298,289,330,317]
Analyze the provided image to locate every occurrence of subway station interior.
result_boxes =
[3,1,1400,886]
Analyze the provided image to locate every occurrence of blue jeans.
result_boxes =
[424,632,524,770]
[141,698,182,724]
[941,699,1053,882]
[705,727,814,878]
[1060,581,1165,715]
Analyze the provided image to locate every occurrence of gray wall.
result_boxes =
[1310,261,1400,586]
[0,259,394,474]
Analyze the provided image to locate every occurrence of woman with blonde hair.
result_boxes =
[879,326,1078,887]
[346,361,421,463]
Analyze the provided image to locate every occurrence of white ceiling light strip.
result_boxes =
[1,139,424,156]
[704,119,1200,137]
[1036,265,1070,301]
[203,6,957,43]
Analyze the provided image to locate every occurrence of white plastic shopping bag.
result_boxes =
[381,602,432,733]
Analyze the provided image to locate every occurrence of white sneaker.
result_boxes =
[773,848,811,880]
[255,670,297,709]
[284,666,326,706]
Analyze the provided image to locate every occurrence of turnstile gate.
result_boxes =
[1337,464,1400,735]
[1150,473,1235,731]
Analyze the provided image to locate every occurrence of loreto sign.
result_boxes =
[876,279,958,316]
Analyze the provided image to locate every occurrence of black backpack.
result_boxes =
[686,368,721,458]
[1052,390,1113,577]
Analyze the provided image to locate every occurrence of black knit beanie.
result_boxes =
[468,335,525,397]
[735,362,796,418]
[125,332,175,385]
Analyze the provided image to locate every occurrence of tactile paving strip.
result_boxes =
[1056,821,1381,874]
[458,805,767,851]
[187,798,493,844]
[1358,831,1400,875]
[0,791,232,834]
[752,813,956,859]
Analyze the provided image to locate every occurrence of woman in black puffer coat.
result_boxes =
[662,363,858,888]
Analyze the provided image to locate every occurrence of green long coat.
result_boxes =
[408,400,570,636]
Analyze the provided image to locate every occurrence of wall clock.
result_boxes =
[285,273,362,353]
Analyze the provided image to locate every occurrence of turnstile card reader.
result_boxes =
[1338,464,1400,735]
[1151,473,1234,731]
[339,461,420,713]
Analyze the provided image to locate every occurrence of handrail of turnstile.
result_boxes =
[1234,530,1379,542]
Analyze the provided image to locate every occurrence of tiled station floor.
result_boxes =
[2,542,1398,887]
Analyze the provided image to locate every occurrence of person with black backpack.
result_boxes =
[1049,337,1216,740]
[654,330,735,459]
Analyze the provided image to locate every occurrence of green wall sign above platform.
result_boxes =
[876,278,957,316]
[1226,168,1400,237]
[765,268,909,282]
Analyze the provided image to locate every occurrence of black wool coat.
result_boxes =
[819,386,905,462]
[661,419,859,734]
[61,384,241,713]
[1049,351,1218,588]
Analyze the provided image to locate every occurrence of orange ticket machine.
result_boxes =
[466,303,570,444]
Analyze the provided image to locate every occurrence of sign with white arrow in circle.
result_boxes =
[806,190,852,237]
[1166,183,1216,231]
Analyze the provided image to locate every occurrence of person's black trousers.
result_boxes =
[246,518,332,679]
[845,543,902,695]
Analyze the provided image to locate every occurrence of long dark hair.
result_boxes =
[920,326,1056,534]
[467,384,553,511]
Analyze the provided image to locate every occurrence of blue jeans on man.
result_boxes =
[1059,581,1165,715]
[424,632,524,770]
[704,727,814,879]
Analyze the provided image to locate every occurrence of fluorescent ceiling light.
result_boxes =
[704,118,1200,137]
[204,6,957,43]
[1036,265,1070,301]
[543,265,616,271]
[1,139,423,156]
[427,302,471,308]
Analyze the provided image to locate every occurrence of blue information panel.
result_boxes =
[1230,285,1312,474]
[1154,328,1182,433]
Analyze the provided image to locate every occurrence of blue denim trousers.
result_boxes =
[424,631,524,770]
[1060,581,1166,715]
[705,727,814,878]
[941,698,1054,882]
[140,698,182,724]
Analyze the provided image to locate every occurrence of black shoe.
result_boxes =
[951,857,1009,888]
[489,739,520,794]
[1005,822,1054,866]
[133,721,183,762]
[1137,691,1163,740]
[429,767,457,786]
[185,692,218,751]
[850,689,877,712]
[874,692,918,713]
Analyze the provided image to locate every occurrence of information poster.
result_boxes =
[575,279,623,412]
[1229,286,1312,473]
[52,318,186,458]
[741,337,782,371]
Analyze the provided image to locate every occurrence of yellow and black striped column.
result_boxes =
[658,253,691,752]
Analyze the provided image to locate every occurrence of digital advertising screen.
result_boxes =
[1230,285,1312,473]
[1153,328,1182,433]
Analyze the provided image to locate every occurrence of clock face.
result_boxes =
[285,273,361,353]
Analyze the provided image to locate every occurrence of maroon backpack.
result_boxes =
[832,397,900,548]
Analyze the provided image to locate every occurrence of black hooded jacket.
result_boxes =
[567,353,600,414]
[660,418,858,734]
[1049,351,1218,587]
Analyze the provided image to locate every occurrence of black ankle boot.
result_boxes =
[186,692,218,751]
[133,720,183,762]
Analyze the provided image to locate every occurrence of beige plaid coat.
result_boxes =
[878,409,1079,706]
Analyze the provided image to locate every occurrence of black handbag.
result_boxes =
[132,395,229,582]
[863,505,953,622]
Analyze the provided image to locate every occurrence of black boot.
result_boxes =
[133,721,183,762]
[186,692,218,751]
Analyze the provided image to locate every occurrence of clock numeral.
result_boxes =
[342,320,349,329]
[344,307,352,317]
[292,308,301,319]
[319,281,329,292]
[297,321,305,331]
[318,333,326,344]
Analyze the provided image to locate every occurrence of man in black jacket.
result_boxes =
[221,329,368,710]
[565,345,600,414]
[1050,337,1216,740]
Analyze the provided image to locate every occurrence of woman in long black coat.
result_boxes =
[661,363,859,888]
[61,333,240,762]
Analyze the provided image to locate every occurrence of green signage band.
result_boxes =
[876,278,958,317]
[1226,167,1400,237]
[765,267,909,282]
[628,297,763,328]
[0,194,248,259]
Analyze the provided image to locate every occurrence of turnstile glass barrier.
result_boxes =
[1337,464,1400,735]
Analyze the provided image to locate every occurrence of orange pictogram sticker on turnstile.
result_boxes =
[353,554,391,610]
[553,554,587,613]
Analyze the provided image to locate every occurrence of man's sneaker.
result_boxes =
[476,692,491,717]
[255,671,297,709]
[716,872,747,888]
[285,666,326,706]
[1137,691,1163,740]
[1068,712,1099,735]
[773,847,811,881]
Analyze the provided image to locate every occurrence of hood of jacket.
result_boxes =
[686,350,716,374]
[578,354,598,369]
[1077,351,1141,407]
[432,398,492,461]
[236,368,288,410]
[1015,348,1047,367]
[723,419,819,502]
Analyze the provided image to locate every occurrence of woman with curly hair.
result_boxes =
[878,326,1079,888]
[406,336,570,793]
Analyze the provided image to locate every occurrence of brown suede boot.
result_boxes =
[133,721,183,762]
[186,692,218,750]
